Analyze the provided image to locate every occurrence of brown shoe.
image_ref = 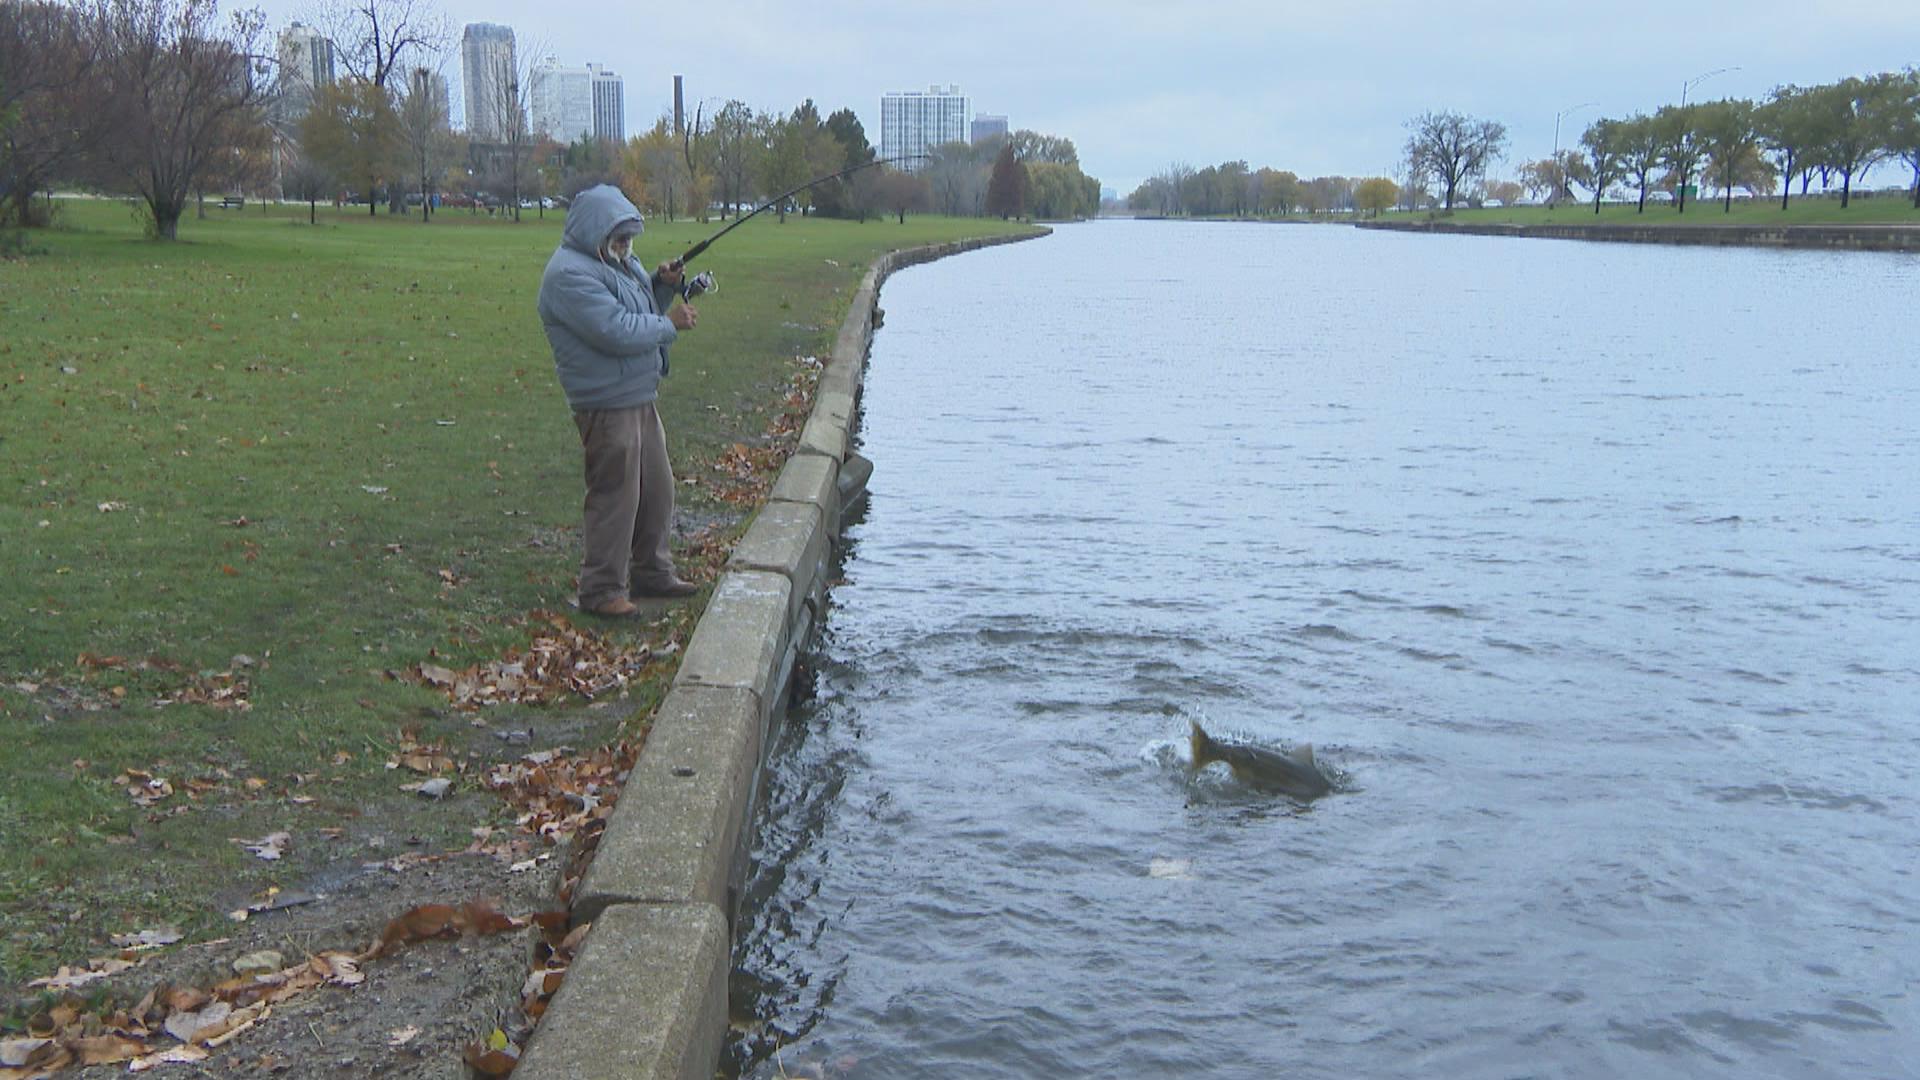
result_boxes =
[586,596,641,618]
[630,577,699,599]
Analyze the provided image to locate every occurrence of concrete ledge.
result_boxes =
[513,902,728,1080]
[674,570,791,721]
[796,411,849,462]
[573,685,763,924]
[770,452,840,541]
[727,500,829,636]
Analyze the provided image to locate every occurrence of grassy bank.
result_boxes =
[0,198,1036,989]
[1387,192,1920,228]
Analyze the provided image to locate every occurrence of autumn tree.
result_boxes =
[874,168,930,224]
[1809,76,1891,209]
[1575,118,1626,214]
[758,111,811,222]
[1404,110,1507,210]
[1886,69,1920,209]
[706,99,764,217]
[813,106,873,217]
[280,148,335,223]
[1651,103,1704,212]
[92,0,270,240]
[984,142,1028,219]
[1756,85,1818,210]
[1347,176,1392,217]
[300,77,397,215]
[1613,113,1663,212]
[0,0,106,227]
[1693,98,1763,212]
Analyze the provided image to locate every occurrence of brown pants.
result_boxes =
[574,403,677,607]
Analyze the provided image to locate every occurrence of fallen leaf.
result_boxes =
[234,831,291,861]
[27,957,137,990]
[165,1001,232,1044]
[129,1044,211,1071]
[388,1025,421,1048]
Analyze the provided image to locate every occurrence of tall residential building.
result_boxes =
[879,85,969,172]
[274,21,335,124]
[590,65,624,143]
[460,23,517,141]
[971,114,1008,145]
[528,56,593,143]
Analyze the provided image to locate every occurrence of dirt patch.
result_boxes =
[7,698,648,1080]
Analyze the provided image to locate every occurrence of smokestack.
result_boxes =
[673,74,684,136]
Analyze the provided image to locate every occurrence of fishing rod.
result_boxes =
[675,154,929,269]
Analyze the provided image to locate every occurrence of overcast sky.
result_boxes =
[260,0,1919,195]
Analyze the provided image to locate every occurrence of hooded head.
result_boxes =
[562,184,644,263]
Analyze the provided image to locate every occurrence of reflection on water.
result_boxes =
[730,222,1920,1079]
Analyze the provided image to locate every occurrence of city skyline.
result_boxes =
[248,0,1920,193]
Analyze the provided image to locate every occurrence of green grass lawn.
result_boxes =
[1386,190,1920,228]
[0,197,1036,989]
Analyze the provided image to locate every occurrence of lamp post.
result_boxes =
[1681,67,1740,107]
[1551,101,1597,209]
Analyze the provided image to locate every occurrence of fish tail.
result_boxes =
[1188,720,1218,769]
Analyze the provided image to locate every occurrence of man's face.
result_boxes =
[608,235,632,260]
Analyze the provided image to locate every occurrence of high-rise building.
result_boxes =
[528,56,593,143]
[461,23,517,141]
[590,65,624,143]
[879,85,969,172]
[971,114,1008,145]
[274,22,334,124]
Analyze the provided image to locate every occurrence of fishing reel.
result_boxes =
[680,271,716,303]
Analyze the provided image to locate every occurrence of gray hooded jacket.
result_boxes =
[536,185,681,410]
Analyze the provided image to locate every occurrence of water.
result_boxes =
[729,221,1920,1079]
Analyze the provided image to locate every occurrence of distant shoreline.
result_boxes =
[1351,218,1920,252]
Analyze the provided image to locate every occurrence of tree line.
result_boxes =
[1126,164,1400,218]
[0,0,1101,242]
[1514,71,1920,215]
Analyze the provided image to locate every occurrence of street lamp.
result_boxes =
[1681,67,1740,107]
[1551,101,1597,208]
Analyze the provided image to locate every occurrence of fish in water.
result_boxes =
[1188,721,1332,800]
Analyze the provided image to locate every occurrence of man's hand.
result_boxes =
[656,259,685,287]
[669,303,698,331]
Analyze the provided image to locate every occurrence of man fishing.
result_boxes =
[538,183,701,617]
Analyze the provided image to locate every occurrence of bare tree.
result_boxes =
[394,63,456,220]
[93,0,271,240]
[473,37,538,220]
[280,148,335,223]
[308,0,446,90]
[1404,110,1508,210]
[1,0,106,226]
[706,98,762,217]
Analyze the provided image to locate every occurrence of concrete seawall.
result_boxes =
[514,227,1049,1080]
[1355,218,1920,252]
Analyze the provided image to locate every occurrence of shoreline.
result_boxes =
[512,228,1052,1080]
[1354,217,1920,252]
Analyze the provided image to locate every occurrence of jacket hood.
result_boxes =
[562,184,643,256]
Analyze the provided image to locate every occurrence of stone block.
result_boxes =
[770,452,839,540]
[728,501,827,635]
[513,902,728,1080]
[573,685,761,923]
[674,570,789,719]
[797,412,847,462]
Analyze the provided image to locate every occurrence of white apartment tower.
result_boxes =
[529,57,594,143]
[879,85,969,171]
[460,23,517,141]
[275,22,335,123]
[590,65,624,143]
